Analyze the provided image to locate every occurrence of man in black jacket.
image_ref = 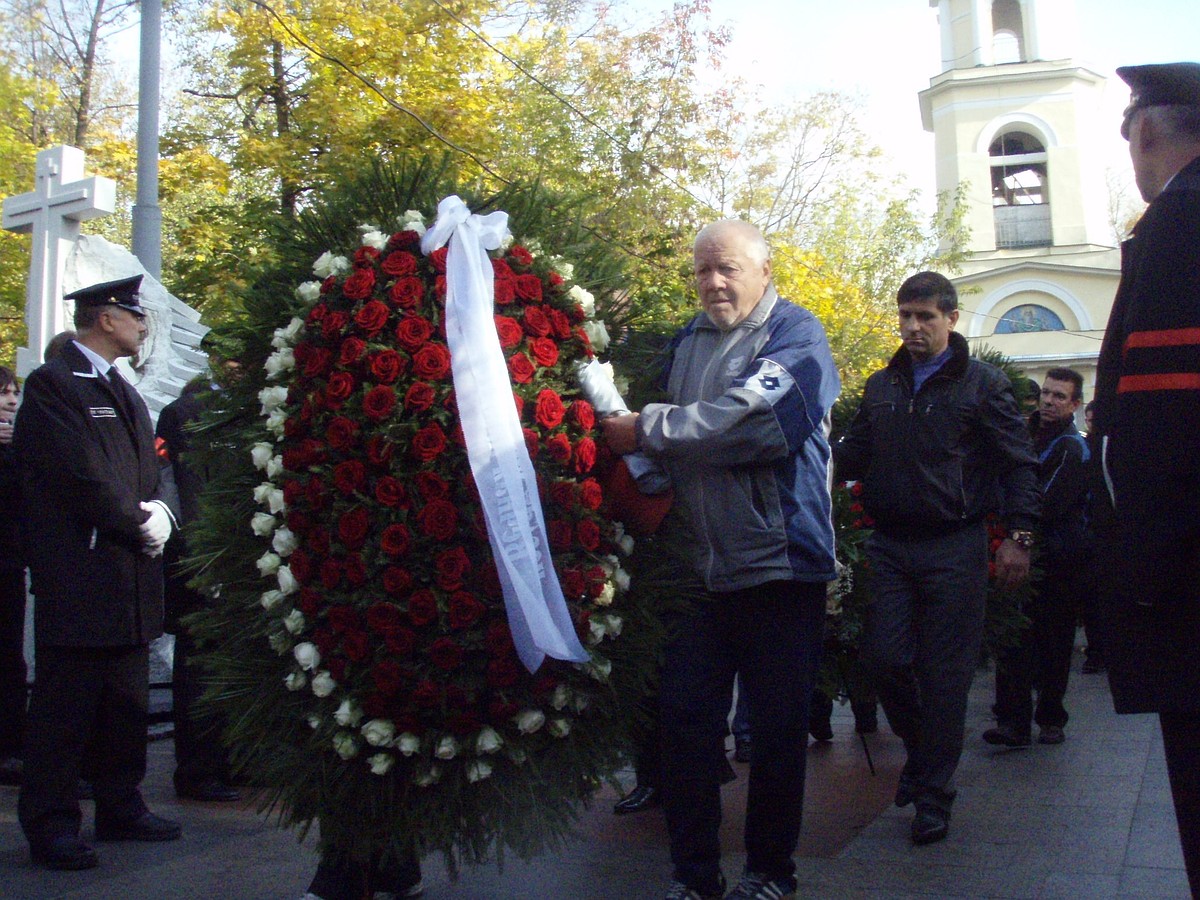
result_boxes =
[984,367,1089,749]
[15,275,182,871]
[1092,62,1200,895]
[834,271,1039,847]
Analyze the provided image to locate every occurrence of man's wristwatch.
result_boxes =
[1008,529,1035,550]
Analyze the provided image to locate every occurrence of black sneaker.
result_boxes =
[664,873,726,899]
[982,723,1031,748]
[725,871,798,899]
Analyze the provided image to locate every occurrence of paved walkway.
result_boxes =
[1,641,1190,899]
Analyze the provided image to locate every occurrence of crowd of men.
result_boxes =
[0,59,1197,900]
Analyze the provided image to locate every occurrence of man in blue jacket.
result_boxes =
[602,219,840,900]
[835,271,1039,847]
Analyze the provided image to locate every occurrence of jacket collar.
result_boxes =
[695,285,779,332]
[886,329,970,383]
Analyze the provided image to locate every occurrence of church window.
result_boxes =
[990,130,1051,248]
[994,304,1066,334]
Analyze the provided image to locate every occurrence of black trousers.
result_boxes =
[0,568,27,759]
[19,643,149,844]
[1160,711,1200,897]
[172,626,231,785]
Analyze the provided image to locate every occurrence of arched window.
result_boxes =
[992,0,1026,63]
[990,130,1050,247]
[994,304,1066,334]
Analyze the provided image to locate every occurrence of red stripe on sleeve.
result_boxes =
[1117,373,1200,393]
[1124,328,1200,350]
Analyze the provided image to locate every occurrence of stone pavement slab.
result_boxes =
[1,641,1190,899]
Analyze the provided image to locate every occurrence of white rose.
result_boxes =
[272,526,299,557]
[265,455,285,479]
[359,226,388,250]
[475,727,503,754]
[614,565,631,591]
[282,608,305,634]
[311,670,336,697]
[505,745,528,765]
[398,210,426,235]
[551,257,573,281]
[251,512,277,536]
[602,614,623,638]
[277,565,298,595]
[568,284,595,318]
[584,654,613,682]
[257,385,288,416]
[332,732,359,760]
[548,718,571,738]
[413,765,441,787]
[265,408,288,438]
[572,693,590,713]
[368,752,394,775]
[466,759,494,783]
[582,319,611,353]
[268,630,291,654]
[550,684,571,710]
[513,709,545,734]
[263,348,294,379]
[274,316,308,346]
[335,699,363,727]
[284,671,307,691]
[253,483,274,506]
[361,718,395,747]
[256,551,281,576]
[587,617,606,644]
[395,732,421,756]
[313,251,350,278]
[307,713,322,730]
[595,581,615,607]
[260,589,285,611]
[434,736,459,760]
[251,442,274,470]
[294,282,322,304]
[293,642,321,671]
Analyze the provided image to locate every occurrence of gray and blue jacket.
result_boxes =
[637,287,841,592]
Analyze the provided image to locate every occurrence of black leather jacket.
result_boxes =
[835,332,1039,538]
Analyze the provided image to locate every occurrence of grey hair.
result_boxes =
[694,219,771,266]
[1143,104,1200,140]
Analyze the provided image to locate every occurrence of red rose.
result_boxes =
[522,427,539,458]
[512,392,525,418]
[408,589,439,626]
[382,566,413,596]
[548,481,574,508]
[478,562,503,599]
[579,478,603,510]
[282,478,305,508]
[324,371,356,408]
[494,278,517,305]
[411,423,447,462]
[548,519,573,551]
[344,554,367,586]
[322,311,350,342]
[569,400,595,432]
[508,352,535,384]
[306,303,328,326]
[326,656,347,682]
[416,499,458,541]
[336,337,365,367]
[546,433,572,463]
[435,547,472,591]
[549,271,565,287]
[303,346,333,378]
[492,259,515,279]
[372,660,405,696]
[308,524,331,554]
[342,629,370,662]
[342,268,376,301]
[429,247,449,273]
[411,344,451,381]
[384,628,416,657]
[374,475,407,508]
[515,273,543,302]
[561,567,585,598]
[586,565,607,597]
[354,246,380,267]
[395,316,434,353]
[366,436,395,467]
[573,436,597,473]
[415,471,449,501]
[368,349,404,384]
[355,300,389,337]
[448,591,485,629]
[380,523,412,557]
[381,250,417,276]
[429,637,463,671]
[484,619,514,656]
[494,315,523,349]
[320,558,342,589]
[389,276,424,309]
[529,337,559,368]
[534,389,565,429]
[306,476,329,510]
[337,507,370,549]
[328,604,359,634]
[486,658,521,688]
[333,460,366,494]
[577,518,601,551]
[289,548,314,585]
[508,245,533,267]
[522,305,551,337]
[286,509,311,534]
[434,275,448,299]
[366,602,404,635]
[404,381,435,413]
[325,416,359,452]
[297,587,321,617]
[362,385,397,421]
[389,230,421,250]
[548,308,573,339]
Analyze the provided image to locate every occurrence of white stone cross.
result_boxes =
[3,145,116,377]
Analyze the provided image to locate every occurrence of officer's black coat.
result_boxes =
[14,342,169,647]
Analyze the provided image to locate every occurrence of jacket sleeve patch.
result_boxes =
[741,359,795,406]
[89,406,118,418]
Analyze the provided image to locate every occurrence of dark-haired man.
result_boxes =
[984,368,1089,749]
[15,274,181,871]
[834,271,1039,846]
[1092,61,1200,894]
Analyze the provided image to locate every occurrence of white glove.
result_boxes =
[139,500,173,555]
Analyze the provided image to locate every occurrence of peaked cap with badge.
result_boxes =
[1118,61,1200,138]
[64,274,146,317]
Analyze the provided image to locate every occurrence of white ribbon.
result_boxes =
[421,196,589,672]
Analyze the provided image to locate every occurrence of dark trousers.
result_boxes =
[993,569,1077,731]
[307,840,421,900]
[659,580,825,891]
[172,626,230,785]
[19,644,150,844]
[864,525,988,803]
[1160,711,1200,897]
[0,569,27,758]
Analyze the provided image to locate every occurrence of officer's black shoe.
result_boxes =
[95,810,182,842]
[30,834,99,870]
[809,718,834,742]
[911,803,950,845]
[175,776,242,802]
[981,723,1032,748]
[613,784,662,815]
